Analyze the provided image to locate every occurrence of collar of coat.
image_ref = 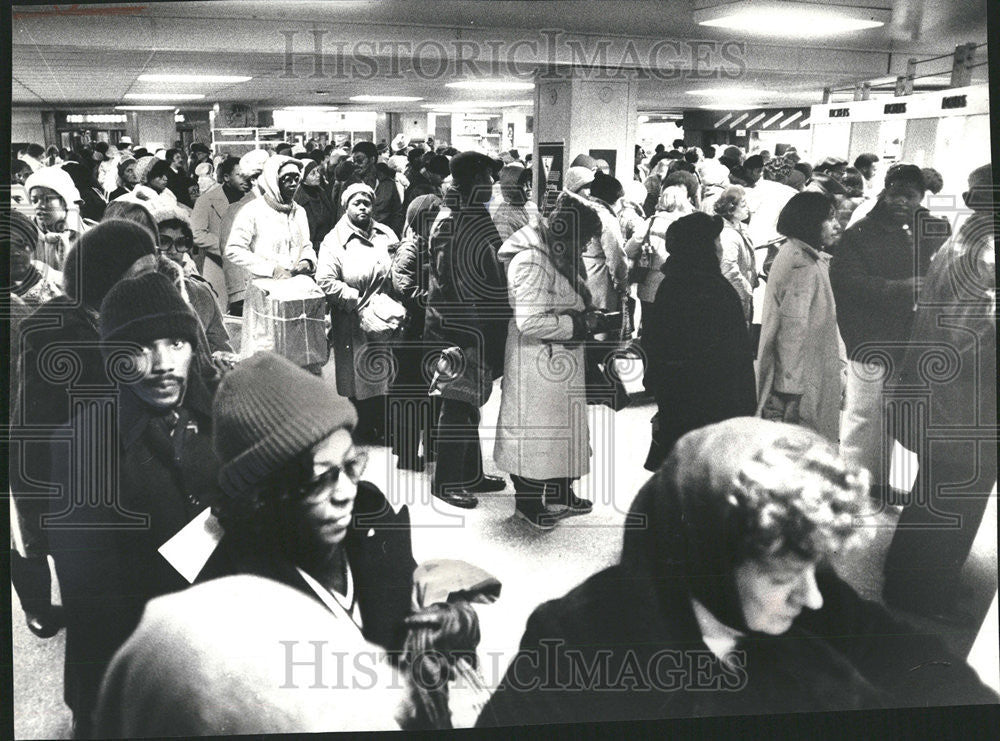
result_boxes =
[784,236,829,264]
[119,371,214,451]
[332,213,396,248]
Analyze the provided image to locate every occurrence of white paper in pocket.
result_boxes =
[888,439,919,493]
[158,508,224,584]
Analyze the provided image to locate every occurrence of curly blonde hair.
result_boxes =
[729,435,871,563]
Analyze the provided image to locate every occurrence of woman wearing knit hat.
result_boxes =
[199,351,416,653]
[316,182,401,444]
[225,155,316,284]
[23,165,90,272]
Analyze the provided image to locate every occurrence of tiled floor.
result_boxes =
[11,375,998,738]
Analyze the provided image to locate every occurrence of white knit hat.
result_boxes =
[238,149,271,177]
[23,166,82,205]
[340,182,376,208]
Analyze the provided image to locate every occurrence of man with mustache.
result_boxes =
[46,271,222,738]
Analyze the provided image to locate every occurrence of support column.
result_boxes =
[132,110,177,152]
[532,68,639,211]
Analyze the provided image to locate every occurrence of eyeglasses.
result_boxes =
[158,236,191,252]
[279,173,301,184]
[294,449,368,501]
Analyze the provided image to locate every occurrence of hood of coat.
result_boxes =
[258,155,303,207]
[498,213,545,266]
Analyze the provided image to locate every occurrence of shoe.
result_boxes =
[565,493,593,515]
[468,475,507,493]
[432,489,479,509]
[515,504,560,531]
[25,605,64,639]
[398,455,425,473]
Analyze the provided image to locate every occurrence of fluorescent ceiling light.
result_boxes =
[349,95,423,102]
[694,2,887,37]
[697,104,758,110]
[137,74,252,83]
[446,80,535,91]
[686,87,781,98]
[276,106,339,112]
[115,105,177,111]
[123,93,205,100]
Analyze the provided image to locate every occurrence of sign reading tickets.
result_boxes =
[538,141,565,213]
[241,275,330,368]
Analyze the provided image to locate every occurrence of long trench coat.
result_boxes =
[316,215,399,399]
[493,225,590,480]
[755,237,845,443]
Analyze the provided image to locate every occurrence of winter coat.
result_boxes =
[316,215,399,399]
[583,201,628,310]
[402,170,441,212]
[477,456,998,728]
[294,183,337,248]
[391,233,431,341]
[224,197,316,285]
[48,377,221,723]
[218,191,255,304]
[191,183,242,310]
[830,202,950,365]
[424,189,512,399]
[199,481,416,654]
[623,209,686,303]
[719,220,759,323]
[894,211,996,435]
[641,255,756,469]
[185,274,233,354]
[755,237,844,443]
[493,223,590,480]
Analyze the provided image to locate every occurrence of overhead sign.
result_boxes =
[684,107,811,131]
[810,84,987,123]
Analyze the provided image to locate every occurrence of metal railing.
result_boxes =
[821,43,985,103]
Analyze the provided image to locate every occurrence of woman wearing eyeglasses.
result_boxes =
[225,155,317,282]
[198,351,416,654]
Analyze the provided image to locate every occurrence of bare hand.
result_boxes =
[272,265,293,279]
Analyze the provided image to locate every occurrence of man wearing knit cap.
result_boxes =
[44,270,221,737]
[831,163,951,502]
[10,222,160,648]
[197,351,415,653]
[424,151,512,508]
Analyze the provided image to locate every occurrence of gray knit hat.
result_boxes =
[212,351,357,499]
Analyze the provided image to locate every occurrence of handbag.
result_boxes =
[627,216,657,284]
[358,270,408,342]
[584,305,631,411]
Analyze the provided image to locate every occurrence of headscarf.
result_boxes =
[258,155,302,213]
[621,417,864,634]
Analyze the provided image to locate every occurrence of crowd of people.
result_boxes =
[5,129,996,735]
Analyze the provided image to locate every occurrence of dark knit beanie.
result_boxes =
[212,351,358,499]
[99,271,200,350]
[590,171,624,206]
[63,219,156,310]
[883,163,926,194]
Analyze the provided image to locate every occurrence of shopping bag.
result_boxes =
[240,275,330,368]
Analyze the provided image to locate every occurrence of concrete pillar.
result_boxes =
[532,68,639,211]
[133,110,177,152]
